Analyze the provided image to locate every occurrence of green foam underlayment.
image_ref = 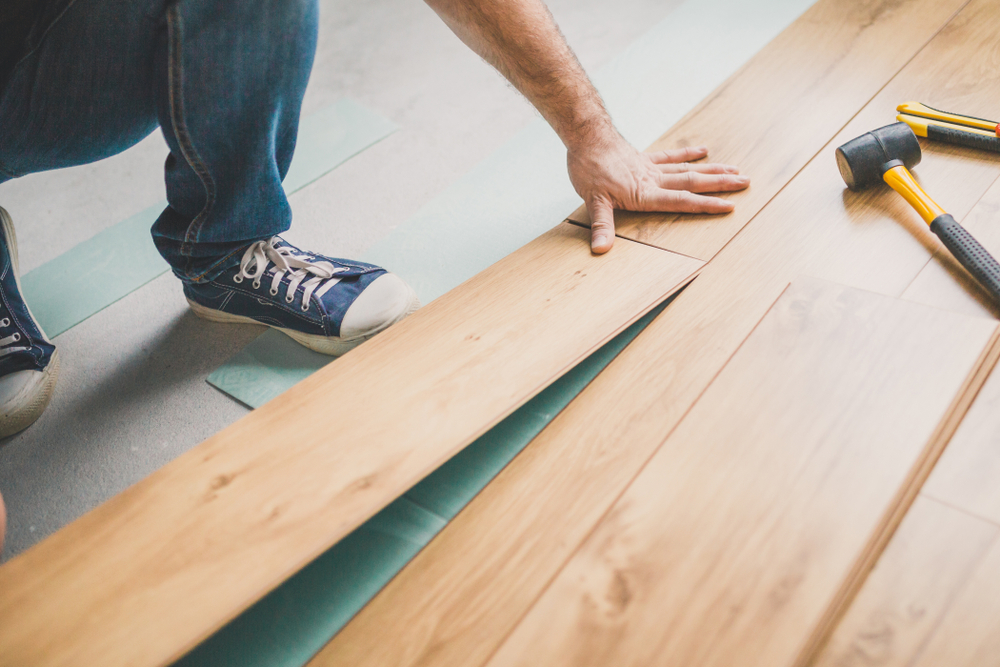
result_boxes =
[20,98,398,338]
[177,296,673,667]
[207,330,328,408]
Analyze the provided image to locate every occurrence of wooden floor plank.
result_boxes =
[809,239,1000,667]
[921,358,1000,526]
[910,530,1000,667]
[485,279,997,667]
[808,496,997,667]
[0,223,703,667]
[311,1,1000,665]
[567,0,971,261]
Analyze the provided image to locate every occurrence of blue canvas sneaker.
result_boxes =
[0,207,59,438]
[184,237,419,355]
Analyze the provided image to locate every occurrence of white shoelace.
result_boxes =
[233,238,348,312]
[0,317,27,358]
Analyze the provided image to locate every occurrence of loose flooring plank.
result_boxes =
[0,223,703,667]
[311,1,998,665]
[808,497,997,667]
[486,279,997,667]
[566,0,970,261]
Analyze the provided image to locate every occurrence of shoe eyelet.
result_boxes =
[301,303,309,312]
[11,333,19,342]
[285,296,294,304]
[269,287,279,296]
[233,275,244,284]
[252,280,261,289]
[0,318,9,327]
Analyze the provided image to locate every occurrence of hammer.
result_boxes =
[836,122,1000,303]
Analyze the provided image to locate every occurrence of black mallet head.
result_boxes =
[836,122,922,191]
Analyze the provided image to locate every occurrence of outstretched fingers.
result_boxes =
[588,197,616,254]
[658,162,740,175]
[643,188,736,214]
[659,170,750,194]
[648,145,709,164]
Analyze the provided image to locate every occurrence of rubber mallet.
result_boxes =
[836,122,1000,303]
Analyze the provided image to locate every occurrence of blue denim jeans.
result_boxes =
[0,0,318,281]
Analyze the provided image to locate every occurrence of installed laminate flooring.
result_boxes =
[311,0,1000,665]
[809,497,997,667]
[566,0,969,261]
[811,351,1000,666]
[0,224,702,667]
[485,279,997,667]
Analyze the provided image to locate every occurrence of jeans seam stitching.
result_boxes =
[166,3,217,276]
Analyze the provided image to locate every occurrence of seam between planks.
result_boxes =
[476,280,795,667]
[918,491,1000,528]
[673,0,976,267]
[792,329,1000,667]
[166,240,706,667]
[903,515,1000,667]
[477,3,980,663]
[562,218,707,262]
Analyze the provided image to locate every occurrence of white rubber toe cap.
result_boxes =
[0,351,59,438]
[0,369,46,409]
[340,273,419,339]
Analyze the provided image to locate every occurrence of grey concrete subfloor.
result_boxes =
[0,0,679,559]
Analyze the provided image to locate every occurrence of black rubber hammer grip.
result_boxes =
[930,214,1000,302]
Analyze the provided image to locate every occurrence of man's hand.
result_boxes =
[568,134,749,253]
[425,0,750,253]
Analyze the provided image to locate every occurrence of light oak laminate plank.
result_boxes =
[487,279,998,667]
[312,2,1000,665]
[909,531,1000,667]
[920,358,1000,519]
[808,496,997,667]
[0,223,703,667]
[566,0,971,261]
[808,215,1000,667]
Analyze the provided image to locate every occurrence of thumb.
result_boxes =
[589,197,615,254]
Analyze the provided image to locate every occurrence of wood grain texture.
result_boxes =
[486,279,997,667]
[313,2,1000,666]
[920,352,1000,527]
[809,496,997,667]
[567,0,970,261]
[910,535,1000,667]
[810,223,1000,667]
[312,2,1000,665]
[906,318,1000,542]
[0,223,703,667]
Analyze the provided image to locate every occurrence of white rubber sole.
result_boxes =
[0,350,60,439]
[187,283,421,356]
[0,207,60,438]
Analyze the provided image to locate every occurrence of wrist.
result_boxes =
[560,111,620,154]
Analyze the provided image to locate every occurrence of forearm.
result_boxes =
[424,0,614,151]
